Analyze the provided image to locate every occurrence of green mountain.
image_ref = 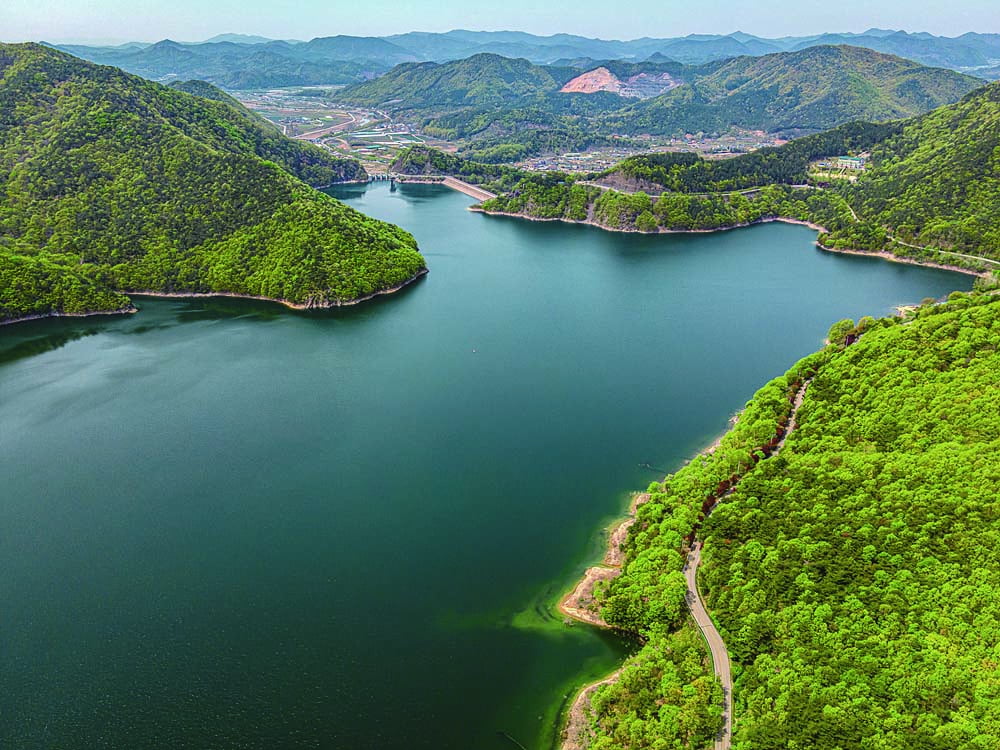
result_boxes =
[479,79,1000,266]
[340,46,979,163]
[0,44,425,323]
[53,39,377,88]
[582,292,1000,749]
[606,46,983,135]
[843,82,1000,255]
[336,53,573,111]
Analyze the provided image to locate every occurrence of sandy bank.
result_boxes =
[561,668,623,750]
[559,566,620,627]
[561,491,652,625]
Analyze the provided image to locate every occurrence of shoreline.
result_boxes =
[557,491,652,627]
[554,402,755,746]
[555,491,651,747]
[129,267,428,309]
[472,207,987,278]
[561,668,623,750]
[0,268,428,327]
[815,243,987,278]
[471,206,828,235]
[0,305,138,327]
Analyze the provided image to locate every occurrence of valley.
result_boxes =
[4,11,1000,750]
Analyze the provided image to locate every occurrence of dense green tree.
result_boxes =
[0,44,424,322]
[578,295,1000,750]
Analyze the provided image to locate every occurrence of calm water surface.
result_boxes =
[0,183,971,749]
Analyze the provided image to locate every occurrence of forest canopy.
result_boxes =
[0,44,425,323]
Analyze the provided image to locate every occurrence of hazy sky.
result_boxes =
[2,0,998,43]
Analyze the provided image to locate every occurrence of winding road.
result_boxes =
[683,378,811,750]
[684,543,732,750]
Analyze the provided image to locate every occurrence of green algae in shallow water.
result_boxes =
[0,182,971,750]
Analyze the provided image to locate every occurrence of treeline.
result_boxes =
[582,294,1000,749]
[390,146,526,192]
[0,44,420,322]
[482,180,858,236]
[603,121,901,193]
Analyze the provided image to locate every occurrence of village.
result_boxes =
[236,87,799,176]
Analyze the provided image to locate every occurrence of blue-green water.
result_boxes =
[0,183,971,749]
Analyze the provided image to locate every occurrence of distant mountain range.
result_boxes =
[50,28,1000,89]
[335,46,981,162]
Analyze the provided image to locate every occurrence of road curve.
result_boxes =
[685,543,732,750]
[686,378,811,750]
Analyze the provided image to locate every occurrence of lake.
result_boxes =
[0,182,971,749]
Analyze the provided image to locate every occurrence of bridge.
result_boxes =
[366,173,497,202]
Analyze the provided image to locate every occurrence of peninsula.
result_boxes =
[0,44,427,324]
[556,293,1000,748]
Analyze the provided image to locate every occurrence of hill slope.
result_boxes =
[0,44,425,323]
[842,82,1000,253]
[607,46,983,135]
[336,53,570,110]
[582,293,1000,748]
[478,80,1000,263]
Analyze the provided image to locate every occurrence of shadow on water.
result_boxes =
[0,271,429,370]
[0,326,102,366]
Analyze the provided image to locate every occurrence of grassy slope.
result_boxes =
[0,44,424,322]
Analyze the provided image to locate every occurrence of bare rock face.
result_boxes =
[561,67,683,98]
[620,71,681,98]
[560,66,622,94]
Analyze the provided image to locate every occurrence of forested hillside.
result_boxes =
[475,80,1000,268]
[337,46,978,162]
[578,293,1000,749]
[337,53,571,110]
[605,46,982,135]
[844,82,1000,253]
[0,44,425,323]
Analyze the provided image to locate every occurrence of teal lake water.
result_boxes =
[0,183,971,749]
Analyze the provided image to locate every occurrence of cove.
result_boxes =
[0,182,971,750]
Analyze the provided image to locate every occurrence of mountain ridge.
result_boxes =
[0,43,425,322]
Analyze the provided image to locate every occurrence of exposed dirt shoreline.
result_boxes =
[471,207,987,278]
[557,491,651,747]
[0,269,428,327]
[561,668,624,750]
